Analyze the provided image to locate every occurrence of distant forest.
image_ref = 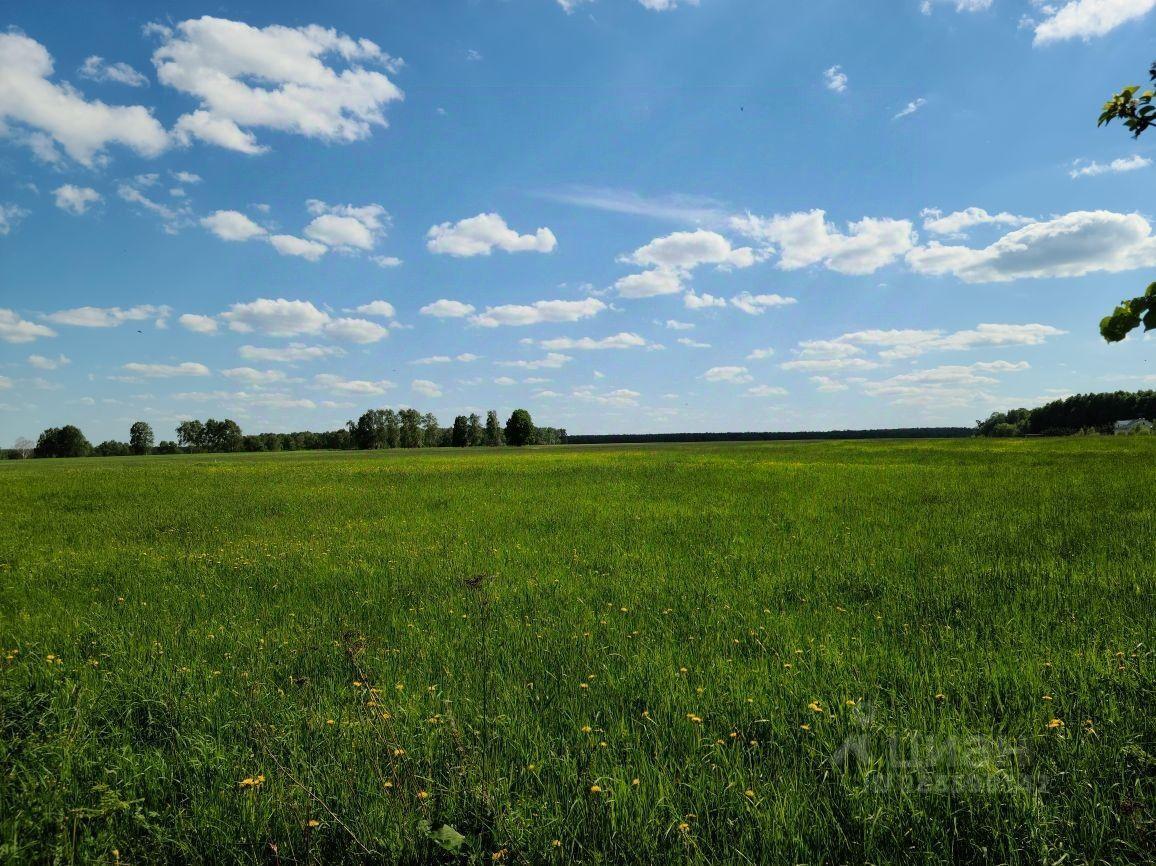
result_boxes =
[975,390,1156,436]
[566,428,973,445]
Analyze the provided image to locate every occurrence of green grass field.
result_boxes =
[1,439,1154,864]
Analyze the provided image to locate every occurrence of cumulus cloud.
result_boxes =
[920,0,994,12]
[860,361,1029,406]
[730,292,797,315]
[702,365,754,384]
[420,299,476,318]
[152,16,404,153]
[411,378,442,397]
[470,298,606,327]
[426,212,557,256]
[45,304,170,328]
[746,348,775,360]
[28,353,69,370]
[219,298,388,343]
[495,352,572,369]
[201,209,266,241]
[178,313,219,334]
[920,207,1033,238]
[907,210,1156,282]
[623,229,758,271]
[53,185,102,215]
[678,337,711,348]
[0,32,168,166]
[351,300,396,318]
[0,309,56,343]
[238,343,345,363]
[537,332,651,350]
[221,367,287,385]
[121,361,210,378]
[615,269,684,298]
[1069,155,1152,178]
[732,209,915,275]
[747,384,788,397]
[666,319,695,330]
[893,98,927,120]
[683,291,728,310]
[824,65,848,93]
[304,200,389,250]
[0,204,28,236]
[78,56,148,87]
[1032,0,1156,45]
[268,233,328,261]
[314,373,395,395]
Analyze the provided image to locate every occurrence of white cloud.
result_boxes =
[304,200,389,250]
[28,353,69,370]
[800,323,1066,364]
[413,355,451,364]
[907,210,1156,282]
[494,376,518,386]
[269,234,328,261]
[78,56,148,87]
[732,210,915,275]
[420,299,476,318]
[495,353,573,369]
[221,298,328,336]
[314,373,395,395]
[780,356,882,373]
[221,367,287,385]
[747,384,788,397]
[411,378,442,397]
[702,365,753,384]
[352,300,396,318]
[0,309,56,343]
[53,185,102,215]
[537,332,650,350]
[623,229,758,271]
[683,291,727,309]
[372,255,402,267]
[730,292,797,315]
[678,337,711,348]
[152,16,404,153]
[238,343,344,363]
[117,181,191,233]
[0,32,168,166]
[746,348,775,360]
[121,361,210,378]
[920,207,1033,238]
[860,360,1029,406]
[665,319,695,330]
[173,171,201,184]
[322,317,389,344]
[45,304,169,328]
[811,375,849,392]
[201,209,267,241]
[427,212,557,256]
[824,65,848,93]
[921,0,993,13]
[0,204,28,236]
[558,0,698,11]
[1069,154,1152,178]
[470,298,606,327]
[1032,0,1156,45]
[616,269,683,298]
[178,313,219,334]
[893,98,927,120]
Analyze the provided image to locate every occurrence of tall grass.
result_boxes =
[1,439,1153,863]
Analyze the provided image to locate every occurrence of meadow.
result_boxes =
[0,439,1153,864]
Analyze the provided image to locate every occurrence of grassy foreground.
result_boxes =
[1,439,1153,864]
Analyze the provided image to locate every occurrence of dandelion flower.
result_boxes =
[417,790,429,800]
[808,701,823,713]
[1047,718,1064,730]
[744,789,755,798]
[678,822,690,833]
[590,784,602,794]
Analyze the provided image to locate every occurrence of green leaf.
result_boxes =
[427,823,467,853]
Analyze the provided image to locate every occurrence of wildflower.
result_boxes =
[326,719,335,725]
[631,778,640,786]
[1047,718,1064,730]
[417,790,429,800]
[808,701,823,713]
[383,780,394,788]
[306,819,320,828]
[686,713,703,724]
[239,774,265,789]
[744,789,756,799]
[1042,695,1053,702]
[935,693,946,702]
[393,748,406,757]
[552,839,562,848]
[845,699,856,707]
[678,822,690,833]
[580,725,592,733]
[590,784,602,794]
[579,683,589,690]
[800,723,811,731]
[492,849,508,861]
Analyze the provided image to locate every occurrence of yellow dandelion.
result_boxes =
[552,839,562,848]
[580,725,592,733]
[678,822,690,833]
[590,784,602,794]
[1047,718,1064,730]
[631,778,640,786]
[306,819,320,828]
[808,700,823,713]
[744,789,756,799]
[417,790,429,800]
[238,774,266,789]
[800,723,811,731]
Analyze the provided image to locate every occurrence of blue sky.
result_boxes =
[2,0,1156,443]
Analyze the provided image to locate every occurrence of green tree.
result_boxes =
[34,425,92,458]
[451,415,470,447]
[384,409,401,449]
[203,419,243,452]
[484,410,503,446]
[504,409,536,447]
[129,421,154,455]
[1098,62,1156,343]
[399,408,422,448]
[95,440,132,456]
[467,413,483,446]
[422,413,442,447]
[353,409,388,449]
[176,420,205,450]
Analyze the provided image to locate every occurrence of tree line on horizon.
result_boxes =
[11,408,566,459]
[975,390,1156,437]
